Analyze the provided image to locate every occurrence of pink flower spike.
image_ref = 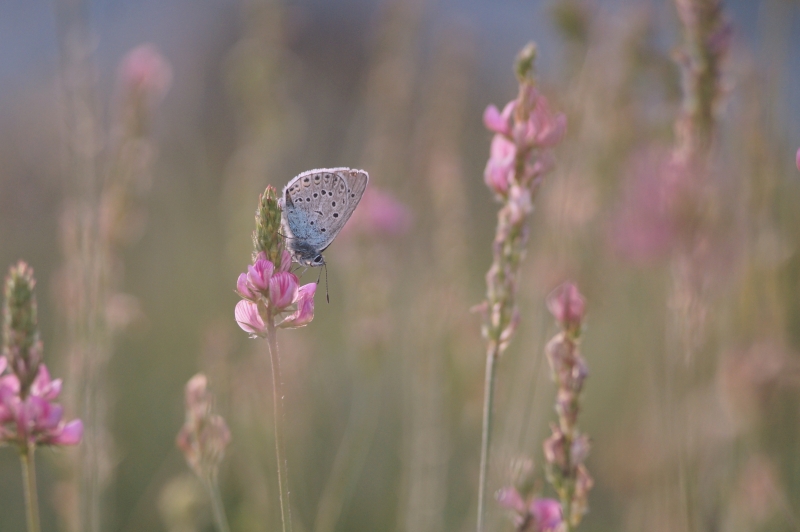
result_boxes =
[0,356,6,375]
[796,148,800,172]
[51,419,83,446]
[530,498,563,532]
[237,273,256,300]
[234,300,266,336]
[483,103,513,136]
[546,282,586,330]
[496,487,527,514]
[279,283,316,329]
[269,272,299,310]
[247,259,274,294]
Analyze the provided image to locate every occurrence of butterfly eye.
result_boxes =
[314,255,324,264]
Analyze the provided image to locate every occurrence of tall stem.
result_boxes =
[266,316,293,532]
[206,475,232,532]
[476,342,499,532]
[20,445,41,532]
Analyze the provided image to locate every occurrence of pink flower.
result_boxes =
[118,44,173,102]
[513,92,566,149]
[30,364,61,401]
[497,487,563,532]
[546,282,586,331]
[246,259,274,294]
[484,135,517,196]
[483,101,515,136]
[236,273,256,300]
[529,498,563,532]
[234,300,266,336]
[278,283,316,329]
[278,250,293,273]
[0,364,83,448]
[269,272,299,310]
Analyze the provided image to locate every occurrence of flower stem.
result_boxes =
[266,316,293,532]
[476,342,499,532]
[20,445,41,532]
[206,475,232,532]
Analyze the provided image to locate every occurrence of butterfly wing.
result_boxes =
[314,169,369,248]
[281,168,369,256]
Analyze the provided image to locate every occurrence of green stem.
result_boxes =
[20,445,41,532]
[206,475,232,532]
[266,316,293,532]
[476,342,499,532]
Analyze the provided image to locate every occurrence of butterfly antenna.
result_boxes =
[318,263,330,303]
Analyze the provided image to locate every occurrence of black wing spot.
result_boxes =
[331,201,336,207]
[313,193,318,198]
[321,190,327,195]
[324,174,331,180]
[310,221,314,225]
[321,228,326,232]
[314,174,321,183]
[350,193,355,197]
[306,198,310,202]
[303,177,310,183]
[333,213,339,218]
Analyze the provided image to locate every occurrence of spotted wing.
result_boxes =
[313,168,369,247]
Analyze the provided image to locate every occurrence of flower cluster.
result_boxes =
[543,282,592,529]
[497,487,563,532]
[176,374,231,481]
[1,262,82,451]
[0,359,83,449]
[235,251,316,335]
[483,77,566,199]
[496,458,563,532]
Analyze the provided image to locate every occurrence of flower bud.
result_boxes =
[3,261,43,397]
[546,282,586,332]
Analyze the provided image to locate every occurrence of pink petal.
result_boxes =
[234,300,266,336]
[279,283,316,329]
[496,487,527,514]
[31,365,61,400]
[0,356,6,375]
[237,272,256,300]
[483,104,511,135]
[529,498,563,531]
[536,112,567,147]
[247,259,274,293]
[796,148,800,172]
[278,250,293,272]
[51,419,83,446]
[269,272,299,310]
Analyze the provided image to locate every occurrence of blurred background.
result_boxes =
[1,0,800,531]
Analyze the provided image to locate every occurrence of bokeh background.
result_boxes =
[2,0,800,531]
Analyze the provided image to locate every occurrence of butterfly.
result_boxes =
[279,167,369,267]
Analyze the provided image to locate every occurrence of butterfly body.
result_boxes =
[279,167,369,266]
